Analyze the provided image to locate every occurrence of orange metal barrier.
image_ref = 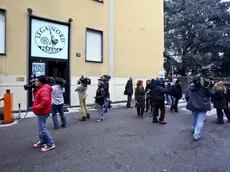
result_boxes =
[3,89,13,124]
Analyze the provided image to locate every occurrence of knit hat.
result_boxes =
[37,75,48,84]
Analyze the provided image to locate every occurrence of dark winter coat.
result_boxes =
[145,83,152,98]
[151,85,167,101]
[212,89,228,109]
[169,84,182,99]
[95,86,105,105]
[186,84,214,112]
[103,80,110,98]
[135,86,145,108]
[125,80,133,95]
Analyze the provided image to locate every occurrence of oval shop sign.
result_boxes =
[35,26,66,54]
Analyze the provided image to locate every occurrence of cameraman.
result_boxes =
[186,76,214,142]
[101,75,110,113]
[75,77,90,121]
[51,77,67,129]
[32,75,55,152]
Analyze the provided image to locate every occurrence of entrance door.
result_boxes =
[47,61,70,104]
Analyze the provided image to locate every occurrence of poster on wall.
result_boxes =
[32,62,45,76]
[31,19,69,59]
[32,62,46,101]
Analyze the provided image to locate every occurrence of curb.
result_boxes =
[13,103,129,120]
[0,120,18,128]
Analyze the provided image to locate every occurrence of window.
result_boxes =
[0,9,6,55]
[86,28,103,63]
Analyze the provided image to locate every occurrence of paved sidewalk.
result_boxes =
[1,106,230,172]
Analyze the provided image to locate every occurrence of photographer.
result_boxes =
[51,77,67,129]
[186,76,215,142]
[95,78,106,122]
[32,75,55,152]
[75,76,90,121]
[101,75,111,113]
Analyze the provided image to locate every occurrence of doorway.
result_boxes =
[47,61,70,105]
[28,59,70,107]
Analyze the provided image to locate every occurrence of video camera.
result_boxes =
[77,76,91,85]
[54,77,67,88]
[101,75,111,81]
[24,74,37,90]
[193,75,212,88]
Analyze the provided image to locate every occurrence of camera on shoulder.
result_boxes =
[77,75,91,85]
[24,74,37,90]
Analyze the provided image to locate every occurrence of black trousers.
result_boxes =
[137,108,144,116]
[126,95,132,107]
[170,97,179,112]
[217,108,230,122]
[153,100,165,121]
[145,97,153,111]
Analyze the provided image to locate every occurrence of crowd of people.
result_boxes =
[31,75,111,152]
[31,74,230,152]
[125,76,230,142]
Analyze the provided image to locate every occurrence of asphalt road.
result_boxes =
[0,107,230,172]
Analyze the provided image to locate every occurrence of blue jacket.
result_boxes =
[151,81,167,101]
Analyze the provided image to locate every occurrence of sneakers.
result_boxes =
[33,141,43,148]
[97,118,103,122]
[41,144,56,152]
[159,121,167,125]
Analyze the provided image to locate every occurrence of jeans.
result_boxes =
[52,104,67,128]
[145,97,152,112]
[166,95,171,105]
[37,115,54,147]
[104,98,109,112]
[170,97,179,112]
[98,105,104,120]
[79,99,88,117]
[126,95,132,107]
[192,112,206,139]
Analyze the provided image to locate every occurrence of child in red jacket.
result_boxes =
[32,75,55,152]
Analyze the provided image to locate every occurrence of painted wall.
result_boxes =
[0,0,164,111]
[0,0,109,76]
[114,0,164,78]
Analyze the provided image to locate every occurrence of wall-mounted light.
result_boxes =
[27,8,33,15]
[68,18,73,23]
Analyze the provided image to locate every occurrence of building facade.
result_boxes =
[0,0,164,111]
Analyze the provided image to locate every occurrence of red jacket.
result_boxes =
[32,84,53,115]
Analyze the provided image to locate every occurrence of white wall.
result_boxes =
[0,75,149,111]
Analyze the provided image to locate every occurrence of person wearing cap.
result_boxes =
[94,78,106,122]
[32,75,55,152]
[75,76,90,121]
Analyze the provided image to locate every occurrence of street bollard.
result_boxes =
[3,89,13,124]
